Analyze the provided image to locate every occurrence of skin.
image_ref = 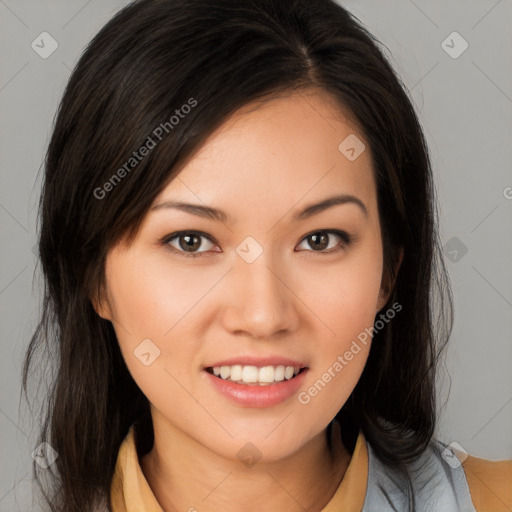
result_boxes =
[95,88,402,511]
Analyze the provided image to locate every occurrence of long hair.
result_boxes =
[22,0,453,510]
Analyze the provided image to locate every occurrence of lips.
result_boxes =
[203,355,309,406]
[204,365,309,407]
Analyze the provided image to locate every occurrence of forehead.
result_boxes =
[153,89,376,224]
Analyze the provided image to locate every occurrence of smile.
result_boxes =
[206,365,306,386]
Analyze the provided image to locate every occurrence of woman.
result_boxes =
[23,0,511,511]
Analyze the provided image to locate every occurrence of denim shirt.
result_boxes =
[362,439,477,512]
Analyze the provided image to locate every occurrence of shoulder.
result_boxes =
[462,452,512,512]
[364,436,511,512]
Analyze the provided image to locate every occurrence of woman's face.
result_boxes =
[98,89,395,462]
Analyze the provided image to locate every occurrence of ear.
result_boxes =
[90,282,113,321]
[376,246,404,313]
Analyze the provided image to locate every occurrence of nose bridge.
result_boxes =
[223,238,298,337]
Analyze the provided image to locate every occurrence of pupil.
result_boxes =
[181,234,200,251]
[310,232,328,250]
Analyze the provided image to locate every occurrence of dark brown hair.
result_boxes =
[22,0,453,510]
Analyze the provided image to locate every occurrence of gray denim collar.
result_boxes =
[361,438,476,512]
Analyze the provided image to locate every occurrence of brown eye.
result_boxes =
[178,233,202,251]
[163,231,216,257]
[307,232,330,251]
[296,230,352,254]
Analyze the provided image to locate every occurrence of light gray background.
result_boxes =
[1,0,511,510]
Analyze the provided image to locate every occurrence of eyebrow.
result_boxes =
[151,194,368,223]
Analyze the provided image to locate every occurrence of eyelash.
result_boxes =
[159,229,355,259]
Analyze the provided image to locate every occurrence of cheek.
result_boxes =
[300,239,383,339]
[104,250,208,386]
[105,250,193,337]
[297,241,382,413]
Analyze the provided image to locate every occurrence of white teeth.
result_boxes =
[284,366,295,380]
[242,366,258,383]
[258,366,275,383]
[230,364,243,381]
[274,365,285,381]
[210,364,302,384]
[220,366,230,380]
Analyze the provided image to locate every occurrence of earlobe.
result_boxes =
[376,287,391,313]
[376,246,404,313]
[90,285,112,321]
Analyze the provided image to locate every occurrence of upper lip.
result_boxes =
[205,356,308,369]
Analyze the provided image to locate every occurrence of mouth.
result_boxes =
[205,364,309,386]
[203,360,310,407]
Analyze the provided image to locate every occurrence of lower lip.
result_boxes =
[204,369,308,408]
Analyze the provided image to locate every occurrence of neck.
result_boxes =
[140,417,351,512]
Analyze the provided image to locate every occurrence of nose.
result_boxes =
[221,251,300,340]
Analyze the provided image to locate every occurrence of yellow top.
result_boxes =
[110,425,512,511]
